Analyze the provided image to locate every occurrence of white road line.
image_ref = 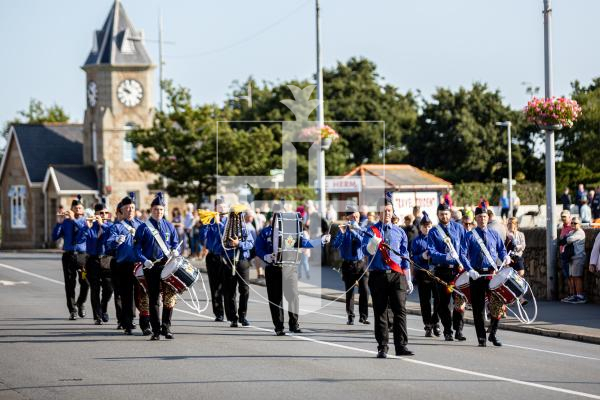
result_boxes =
[174,307,600,399]
[2,260,598,364]
[0,262,64,285]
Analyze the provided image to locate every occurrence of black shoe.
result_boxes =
[359,317,370,325]
[94,319,102,325]
[69,312,77,320]
[240,319,250,327]
[478,338,487,347]
[275,330,286,336]
[488,335,502,347]
[101,313,109,323]
[214,315,224,322]
[116,323,123,330]
[376,351,387,359]
[142,328,152,336]
[395,348,414,356]
[77,304,86,318]
[150,334,160,341]
[290,327,302,333]
[444,333,454,341]
[131,322,137,329]
[455,331,467,341]
[230,321,239,328]
[433,325,441,337]
[347,317,354,325]
[124,328,132,335]
[160,328,174,339]
[424,327,432,337]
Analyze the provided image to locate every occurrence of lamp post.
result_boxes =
[496,121,513,216]
[316,0,326,219]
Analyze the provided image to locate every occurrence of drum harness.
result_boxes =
[142,220,210,315]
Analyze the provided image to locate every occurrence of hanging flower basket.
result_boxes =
[524,97,582,129]
[300,125,340,148]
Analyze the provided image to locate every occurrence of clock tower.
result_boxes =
[82,0,156,208]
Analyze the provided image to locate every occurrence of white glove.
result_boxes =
[366,236,382,255]
[407,280,414,294]
[116,235,126,245]
[263,254,275,264]
[503,256,512,266]
[171,249,180,257]
[143,260,154,269]
[468,269,480,280]
[321,234,331,245]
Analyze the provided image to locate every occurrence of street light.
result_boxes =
[496,121,513,216]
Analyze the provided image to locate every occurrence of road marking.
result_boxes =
[0,262,64,285]
[0,280,30,286]
[174,307,600,399]
[2,260,599,365]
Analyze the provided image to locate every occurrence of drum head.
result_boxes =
[271,212,301,265]
[134,263,144,278]
[160,259,179,279]
[455,271,469,287]
[489,267,512,290]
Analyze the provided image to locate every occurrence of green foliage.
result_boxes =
[17,99,70,124]
[452,181,545,206]
[254,186,317,202]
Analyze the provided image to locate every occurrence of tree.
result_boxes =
[404,83,543,183]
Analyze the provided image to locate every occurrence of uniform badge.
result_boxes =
[285,235,296,249]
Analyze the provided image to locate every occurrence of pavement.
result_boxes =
[190,258,600,345]
[0,252,599,400]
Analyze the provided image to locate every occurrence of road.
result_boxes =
[0,252,599,400]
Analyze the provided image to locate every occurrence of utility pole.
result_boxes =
[158,10,165,112]
[316,0,326,217]
[496,121,513,216]
[543,0,558,300]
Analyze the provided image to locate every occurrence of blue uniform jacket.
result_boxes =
[105,218,143,263]
[255,226,314,262]
[52,217,87,252]
[331,226,365,261]
[411,232,430,271]
[360,221,410,271]
[427,221,465,267]
[204,217,227,255]
[460,227,507,272]
[78,221,113,256]
[134,217,179,264]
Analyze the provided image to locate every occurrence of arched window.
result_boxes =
[123,123,138,162]
[8,185,26,228]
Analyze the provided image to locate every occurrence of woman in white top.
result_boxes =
[506,217,526,276]
[589,231,600,273]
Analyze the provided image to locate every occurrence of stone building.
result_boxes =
[0,1,171,248]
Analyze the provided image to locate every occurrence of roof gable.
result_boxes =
[344,164,452,190]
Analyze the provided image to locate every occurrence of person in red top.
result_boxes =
[559,210,575,300]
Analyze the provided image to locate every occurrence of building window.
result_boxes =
[123,123,138,162]
[8,185,26,228]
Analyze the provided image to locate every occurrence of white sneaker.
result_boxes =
[573,295,588,304]
[561,295,575,303]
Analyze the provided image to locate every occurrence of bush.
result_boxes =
[453,181,545,206]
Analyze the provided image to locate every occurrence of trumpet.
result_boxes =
[86,217,111,222]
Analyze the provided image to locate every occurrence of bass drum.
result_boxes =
[271,212,302,267]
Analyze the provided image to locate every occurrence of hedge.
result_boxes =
[452,181,546,207]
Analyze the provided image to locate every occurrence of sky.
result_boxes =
[0,0,599,132]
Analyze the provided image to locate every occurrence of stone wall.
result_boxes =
[521,227,600,303]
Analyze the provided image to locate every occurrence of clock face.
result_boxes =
[117,79,143,107]
[87,81,97,107]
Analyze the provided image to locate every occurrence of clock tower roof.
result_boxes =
[83,0,152,68]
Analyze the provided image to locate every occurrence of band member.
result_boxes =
[200,198,227,322]
[460,203,509,347]
[106,193,143,335]
[411,211,440,337]
[52,195,89,320]
[255,204,330,336]
[427,203,467,341]
[79,203,113,325]
[362,196,414,358]
[135,192,179,340]
[108,204,124,329]
[221,213,255,328]
[331,204,369,325]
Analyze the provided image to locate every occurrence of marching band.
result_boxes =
[52,192,529,357]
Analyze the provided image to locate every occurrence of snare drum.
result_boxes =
[160,256,199,294]
[489,267,528,305]
[271,212,302,267]
[133,262,147,292]
[454,271,472,304]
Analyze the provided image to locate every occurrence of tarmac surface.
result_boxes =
[0,252,599,400]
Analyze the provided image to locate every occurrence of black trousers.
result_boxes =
[470,276,490,341]
[341,259,368,319]
[223,258,250,322]
[265,264,299,331]
[416,269,439,327]
[86,255,113,320]
[114,261,136,329]
[109,257,123,325]
[143,261,172,334]
[434,267,463,335]
[206,253,225,318]
[61,252,89,314]
[368,270,408,353]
